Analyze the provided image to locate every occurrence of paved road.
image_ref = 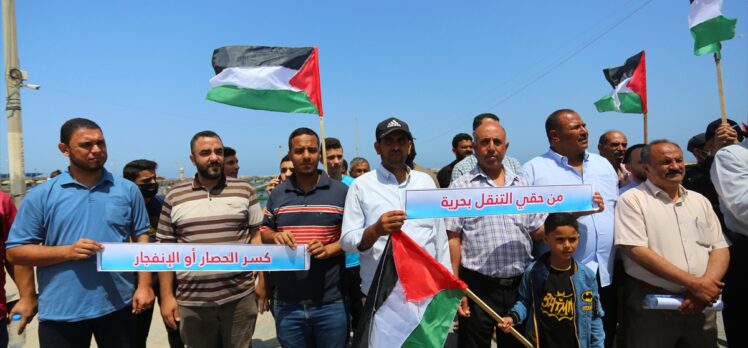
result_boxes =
[6,274,727,347]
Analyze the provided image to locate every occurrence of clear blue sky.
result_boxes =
[2,0,747,178]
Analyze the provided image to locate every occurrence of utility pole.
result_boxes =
[2,0,27,206]
[354,117,359,157]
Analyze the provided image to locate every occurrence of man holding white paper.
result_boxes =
[341,117,451,296]
[446,119,545,348]
[6,118,153,348]
[615,140,729,348]
[156,130,263,348]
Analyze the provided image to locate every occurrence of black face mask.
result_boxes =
[138,183,159,199]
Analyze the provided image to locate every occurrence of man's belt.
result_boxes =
[460,266,522,287]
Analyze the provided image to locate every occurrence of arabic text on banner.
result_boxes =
[405,184,594,219]
[97,243,310,272]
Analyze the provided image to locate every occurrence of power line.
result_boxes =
[421,0,656,144]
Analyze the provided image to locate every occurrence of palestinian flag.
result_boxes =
[594,51,647,114]
[689,0,737,56]
[352,232,467,348]
[207,46,323,115]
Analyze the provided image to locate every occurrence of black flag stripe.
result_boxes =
[351,236,399,348]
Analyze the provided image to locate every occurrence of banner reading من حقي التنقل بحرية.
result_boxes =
[97,243,310,272]
[405,184,595,219]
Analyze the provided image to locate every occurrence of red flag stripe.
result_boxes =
[391,231,467,302]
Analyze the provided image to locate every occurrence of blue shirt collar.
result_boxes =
[546,148,590,166]
[58,168,114,188]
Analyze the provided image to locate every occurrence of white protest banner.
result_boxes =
[98,243,309,272]
[405,184,594,219]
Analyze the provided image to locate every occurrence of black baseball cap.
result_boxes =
[705,118,744,142]
[687,133,706,152]
[375,117,413,141]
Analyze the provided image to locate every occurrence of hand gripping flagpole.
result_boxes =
[462,288,533,348]
[713,53,728,124]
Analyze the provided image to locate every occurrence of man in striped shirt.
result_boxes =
[261,127,349,348]
[157,130,263,348]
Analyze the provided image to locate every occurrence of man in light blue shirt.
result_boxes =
[450,113,521,183]
[710,138,747,348]
[519,109,617,347]
[7,118,152,348]
[341,117,450,295]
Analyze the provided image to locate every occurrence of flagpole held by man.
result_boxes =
[688,0,737,124]
[351,231,532,348]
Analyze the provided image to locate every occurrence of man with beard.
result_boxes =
[157,130,263,348]
[223,146,240,178]
[341,117,451,297]
[123,159,183,348]
[598,130,630,187]
[261,128,349,347]
[7,118,153,347]
[620,144,646,194]
[519,109,616,346]
[615,140,729,347]
[437,133,473,188]
[447,120,545,347]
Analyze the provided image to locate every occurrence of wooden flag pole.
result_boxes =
[714,53,728,124]
[462,288,533,348]
[319,115,328,174]
[643,112,649,144]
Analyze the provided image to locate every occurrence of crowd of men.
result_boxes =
[0,110,744,348]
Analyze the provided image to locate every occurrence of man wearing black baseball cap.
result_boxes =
[340,117,451,299]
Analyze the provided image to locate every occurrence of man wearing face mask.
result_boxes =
[123,160,183,348]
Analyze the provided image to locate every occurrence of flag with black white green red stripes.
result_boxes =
[207,45,323,116]
[352,232,466,348]
[594,51,647,114]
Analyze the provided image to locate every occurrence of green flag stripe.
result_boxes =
[206,85,319,115]
[594,95,618,113]
[594,93,642,114]
[401,289,463,348]
[691,15,737,56]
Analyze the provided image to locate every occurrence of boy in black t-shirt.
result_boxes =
[498,213,605,348]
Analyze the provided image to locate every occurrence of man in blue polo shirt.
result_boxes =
[7,118,153,348]
[261,127,349,347]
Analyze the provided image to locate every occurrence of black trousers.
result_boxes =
[722,233,747,348]
[458,267,524,348]
[598,259,623,348]
[345,266,364,331]
[132,274,183,348]
[39,306,133,348]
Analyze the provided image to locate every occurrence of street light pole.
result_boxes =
[2,0,27,205]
